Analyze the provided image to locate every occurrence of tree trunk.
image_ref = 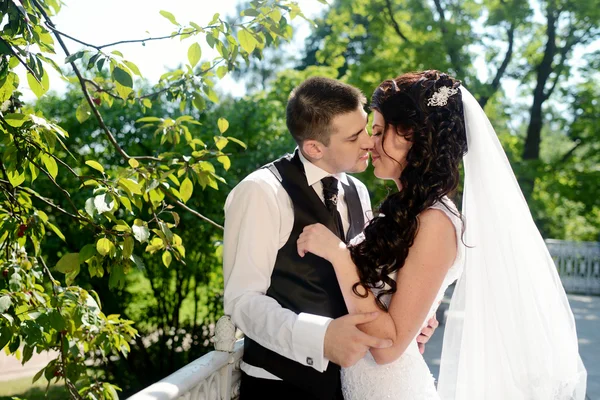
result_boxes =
[523,4,557,161]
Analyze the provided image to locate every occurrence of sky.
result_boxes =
[12,0,598,107]
[15,0,327,101]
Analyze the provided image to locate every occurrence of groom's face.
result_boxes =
[318,106,373,174]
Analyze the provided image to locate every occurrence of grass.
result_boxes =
[0,376,68,400]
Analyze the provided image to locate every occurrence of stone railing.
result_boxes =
[546,239,600,295]
[128,316,242,400]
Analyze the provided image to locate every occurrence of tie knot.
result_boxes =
[321,176,339,192]
[321,177,339,210]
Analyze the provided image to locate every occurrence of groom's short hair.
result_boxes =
[286,77,366,145]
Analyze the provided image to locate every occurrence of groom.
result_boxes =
[223,77,437,400]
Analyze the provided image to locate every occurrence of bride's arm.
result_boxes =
[297,209,456,365]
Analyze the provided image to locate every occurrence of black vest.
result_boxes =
[243,151,366,399]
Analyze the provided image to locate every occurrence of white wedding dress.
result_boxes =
[341,199,465,400]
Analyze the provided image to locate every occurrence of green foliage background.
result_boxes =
[0,0,598,398]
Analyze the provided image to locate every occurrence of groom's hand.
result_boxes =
[416,315,440,354]
[324,312,393,368]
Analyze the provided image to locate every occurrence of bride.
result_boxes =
[296,70,587,399]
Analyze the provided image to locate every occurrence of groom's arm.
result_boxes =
[223,177,332,372]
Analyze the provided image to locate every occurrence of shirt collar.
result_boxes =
[297,148,349,187]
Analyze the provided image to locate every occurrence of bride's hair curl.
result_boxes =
[349,70,468,310]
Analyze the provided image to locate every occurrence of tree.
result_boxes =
[0,0,307,398]
[519,0,600,195]
[297,0,599,240]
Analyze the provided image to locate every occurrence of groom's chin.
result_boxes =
[350,160,369,174]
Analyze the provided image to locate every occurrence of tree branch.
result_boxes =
[0,37,40,82]
[544,24,591,101]
[559,139,583,164]
[31,0,161,163]
[20,137,84,182]
[432,0,465,78]
[161,188,223,230]
[384,0,410,42]
[138,59,224,100]
[479,22,515,107]
[82,79,122,101]
[46,27,203,51]
[0,181,82,221]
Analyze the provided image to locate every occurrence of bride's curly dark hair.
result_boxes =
[349,70,468,311]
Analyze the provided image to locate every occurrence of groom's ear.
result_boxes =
[301,139,326,160]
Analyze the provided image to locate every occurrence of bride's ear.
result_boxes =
[301,139,326,161]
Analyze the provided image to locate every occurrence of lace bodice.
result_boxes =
[342,198,465,400]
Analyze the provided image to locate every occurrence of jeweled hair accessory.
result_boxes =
[427,86,459,107]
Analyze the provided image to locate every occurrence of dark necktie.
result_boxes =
[321,176,345,243]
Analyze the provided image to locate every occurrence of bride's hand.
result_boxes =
[297,223,347,263]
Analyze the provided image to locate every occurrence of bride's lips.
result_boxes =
[370,153,380,163]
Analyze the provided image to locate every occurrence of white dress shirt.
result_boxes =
[223,151,372,379]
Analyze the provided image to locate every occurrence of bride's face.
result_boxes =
[370,110,412,182]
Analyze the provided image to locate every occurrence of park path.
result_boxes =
[423,294,599,400]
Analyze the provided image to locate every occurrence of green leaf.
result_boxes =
[216,66,228,79]
[128,158,139,168]
[162,251,172,268]
[0,72,19,102]
[180,177,193,203]
[132,219,150,243]
[187,42,202,67]
[159,10,179,25]
[4,113,28,127]
[85,197,96,217]
[214,136,228,150]
[42,154,58,179]
[32,366,45,384]
[238,29,258,53]
[118,178,142,195]
[112,66,133,88]
[97,238,111,256]
[217,117,229,134]
[27,70,50,99]
[0,326,12,351]
[270,8,282,22]
[22,345,34,364]
[47,222,66,242]
[0,296,12,313]
[6,170,25,187]
[193,93,206,111]
[103,382,121,400]
[217,155,231,171]
[76,101,91,123]
[131,254,145,270]
[204,86,219,103]
[226,136,247,149]
[94,194,115,214]
[123,60,141,76]
[116,82,134,99]
[123,236,134,259]
[242,8,260,17]
[29,163,39,183]
[79,244,96,263]
[65,50,86,64]
[55,253,80,274]
[136,116,162,123]
[85,160,105,173]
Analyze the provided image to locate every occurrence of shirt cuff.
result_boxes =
[292,313,333,372]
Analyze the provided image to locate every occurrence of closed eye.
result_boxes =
[372,131,383,137]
